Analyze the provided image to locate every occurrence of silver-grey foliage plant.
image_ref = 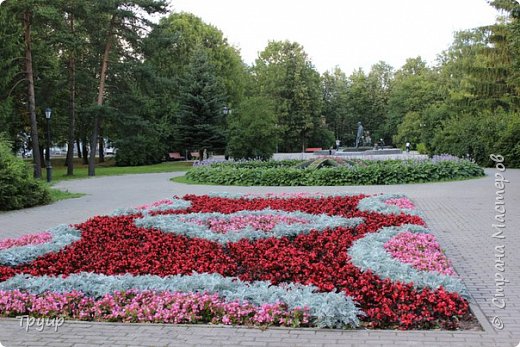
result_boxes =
[348,224,469,298]
[0,272,362,328]
[135,209,364,244]
[0,224,81,266]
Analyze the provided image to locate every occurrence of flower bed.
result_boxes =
[0,193,472,329]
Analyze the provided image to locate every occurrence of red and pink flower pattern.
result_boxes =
[185,214,311,233]
[385,232,455,276]
[0,193,470,329]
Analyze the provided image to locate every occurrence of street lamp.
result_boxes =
[45,107,52,183]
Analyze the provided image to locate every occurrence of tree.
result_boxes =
[495,112,520,167]
[386,57,443,143]
[22,5,41,177]
[320,63,394,148]
[426,2,520,162]
[321,67,351,145]
[109,62,168,166]
[0,0,68,178]
[144,12,246,105]
[392,111,422,148]
[367,61,394,140]
[176,48,226,156]
[143,12,246,152]
[0,5,25,150]
[226,96,278,160]
[345,69,373,144]
[253,40,322,152]
[86,0,167,176]
[431,110,506,165]
[0,0,45,177]
[62,0,82,176]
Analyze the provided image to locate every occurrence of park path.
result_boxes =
[0,169,519,347]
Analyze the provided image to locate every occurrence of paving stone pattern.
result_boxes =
[0,168,518,347]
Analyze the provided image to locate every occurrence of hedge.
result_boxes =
[185,159,484,186]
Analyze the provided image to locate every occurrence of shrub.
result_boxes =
[431,110,520,168]
[0,139,50,210]
[114,134,165,166]
[185,158,484,186]
[494,113,520,168]
[416,143,428,154]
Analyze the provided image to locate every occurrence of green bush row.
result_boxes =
[185,159,485,186]
[0,139,51,210]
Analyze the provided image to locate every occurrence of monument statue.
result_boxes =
[355,122,364,148]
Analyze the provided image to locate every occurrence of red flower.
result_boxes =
[0,194,469,329]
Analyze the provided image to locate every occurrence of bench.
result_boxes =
[168,152,185,161]
[305,147,322,153]
[190,151,200,160]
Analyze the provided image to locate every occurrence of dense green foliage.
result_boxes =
[0,138,50,210]
[175,49,227,155]
[0,0,518,177]
[143,12,246,157]
[114,135,166,167]
[226,96,278,160]
[252,41,324,152]
[185,158,484,186]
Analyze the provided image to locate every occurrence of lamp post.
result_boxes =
[45,107,52,183]
[222,106,231,160]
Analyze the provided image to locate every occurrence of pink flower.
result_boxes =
[135,199,174,210]
[385,198,415,210]
[0,290,309,327]
[0,232,52,250]
[384,232,456,275]
[184,215,310,234]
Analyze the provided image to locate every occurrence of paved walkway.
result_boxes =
[0,169,519,347]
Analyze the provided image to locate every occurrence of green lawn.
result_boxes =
[34,157,193,183]
[170,175,196,185]
[48,187,85,202]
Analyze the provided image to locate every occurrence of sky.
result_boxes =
[166,0,499,74]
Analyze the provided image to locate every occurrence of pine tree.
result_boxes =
[176,48,227,156]
[85,0,167,176]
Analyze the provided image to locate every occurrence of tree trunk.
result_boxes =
[23,11,41,178]
[66,13,76,176]
[88,14,115,176]
[98,127,105,162]
[65,16,76,174]
[39,146,45,168]
[81,138,88,165]
[76,138,81,158]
